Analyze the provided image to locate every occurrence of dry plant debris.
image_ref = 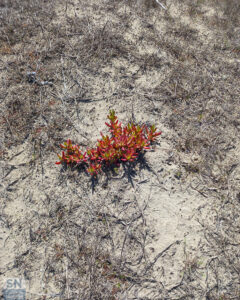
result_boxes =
[0,0,239,299]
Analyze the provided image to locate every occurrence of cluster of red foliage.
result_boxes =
[56,110,161,176]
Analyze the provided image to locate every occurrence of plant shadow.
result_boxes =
[59,152,151,193]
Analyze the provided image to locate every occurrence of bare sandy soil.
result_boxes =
[0,0,240,299]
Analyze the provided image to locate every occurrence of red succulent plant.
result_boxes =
[56,110,161,176]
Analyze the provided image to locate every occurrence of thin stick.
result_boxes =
[155,0,166,10]
[2,115,13,136]
[143,240,181,275]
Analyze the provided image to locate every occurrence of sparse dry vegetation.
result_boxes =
[0,0,239,299]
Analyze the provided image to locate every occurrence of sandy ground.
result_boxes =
[0,0,240,299]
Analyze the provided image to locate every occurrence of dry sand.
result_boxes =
[0,0,239,299]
